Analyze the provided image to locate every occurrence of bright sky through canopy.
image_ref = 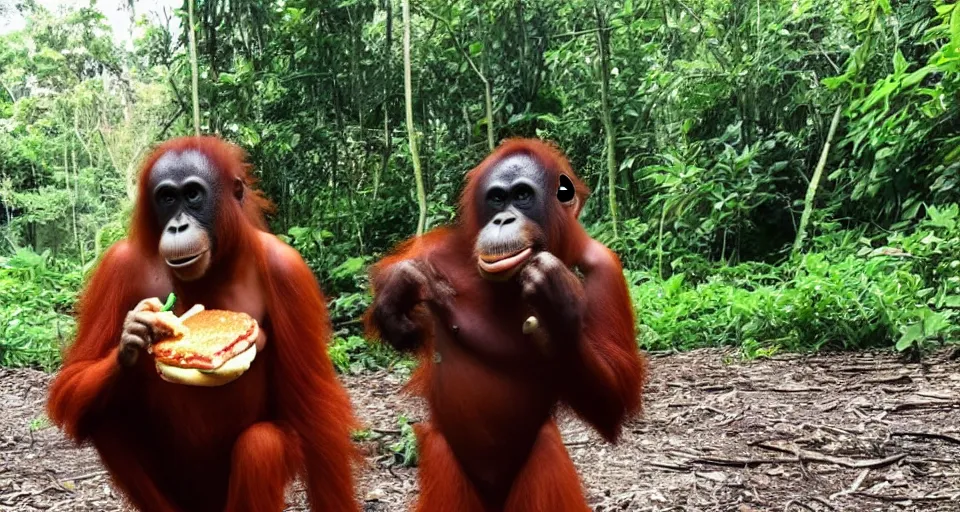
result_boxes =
[1,0,182,46]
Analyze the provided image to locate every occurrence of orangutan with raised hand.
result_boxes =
[366,138,647,512]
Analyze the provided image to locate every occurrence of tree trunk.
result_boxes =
[187,0,201,135]
[64,146,79,261]
[793,105,843,255]
[596,5,619,238]
[70,148,85,264]
[483,77,494,151]
[376,0,394,200]
[203,1,219,132]
[403,0,427,235]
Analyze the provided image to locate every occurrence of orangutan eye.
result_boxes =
[487,188,508,208]
[558,175,576,203]
[515,185,532,202]
[184,185,204,204]
[157,188,177,206]
[513,184,534,207]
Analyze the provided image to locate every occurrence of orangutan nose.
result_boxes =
[491,212,516,227]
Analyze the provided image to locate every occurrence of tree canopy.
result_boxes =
[1,0,959,367]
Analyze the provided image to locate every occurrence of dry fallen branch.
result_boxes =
[646,460,690,472]
[852,491,960,503]
[834,365,903,373]
[58,470,107,484]
[767,386,827,393]
[829,468,869,500]
[890,431,960,446]
[889,399,960,412]
[691,456,801,468]
[783,500,817,511]
[863,374,912,385]
[701,384,735,392]
[753,441,907,469]
[785,497,837,512]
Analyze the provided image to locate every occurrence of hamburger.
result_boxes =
[150,305,260,387]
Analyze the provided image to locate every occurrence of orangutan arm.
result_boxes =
[47,242,147,441]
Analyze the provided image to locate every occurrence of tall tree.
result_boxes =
[595,5,618,238]
[403,0,427,235]
[376,0,394,200]
[793,105,843,255]
[186,0,200,135]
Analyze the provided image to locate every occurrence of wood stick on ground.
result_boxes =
[691,456,800,468]
[753,441,907,469]
[768,386,826,393]
[829,468,869,500]
[853,491,958,503]
[783,500,816,511]
[645,460,690,472]
[890,431,960,446]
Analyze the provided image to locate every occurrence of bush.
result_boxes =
[328,334,409,374]
[0,249,81,370]
[632,205,960,357]
[3,206,957,370]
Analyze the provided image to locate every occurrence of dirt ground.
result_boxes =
[2,348,959,512]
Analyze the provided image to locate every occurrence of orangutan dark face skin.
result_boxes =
[149,150,242,281]
[473,154,578,281]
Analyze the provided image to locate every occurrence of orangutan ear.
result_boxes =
[233,177,244,202]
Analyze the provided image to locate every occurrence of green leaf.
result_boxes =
[822,75,848,90]
[892,50,907,75]
[923,311,948,336]
[895,323,923,351]
[894,336,913,352]
[288,226,311,240]
[331,257,367,279]
[860,80,898,112]
[952,3,960,44]
[536,113,560,125]
[901,65,936,88]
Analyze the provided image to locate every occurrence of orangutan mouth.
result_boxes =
[477,247,534,274]
[166,251,208,268]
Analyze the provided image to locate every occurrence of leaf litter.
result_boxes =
[1,348,959,511]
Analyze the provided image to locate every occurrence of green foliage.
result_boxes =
[2,0,960,370]
[328,335,406,374]
[29,414,52,432]
[634,205,960,357]
[0,249,80,369]
[387,415,419,468]
[883,204,960,353]
[825,1,960,223]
